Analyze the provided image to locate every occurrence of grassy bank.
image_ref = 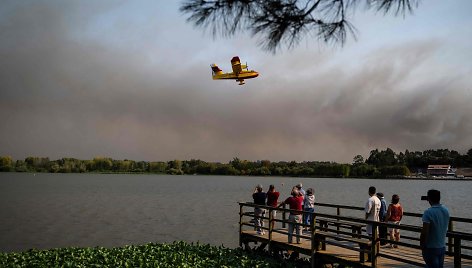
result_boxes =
[0,241,304,267]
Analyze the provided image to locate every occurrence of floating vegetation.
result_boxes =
[0,241,301,267]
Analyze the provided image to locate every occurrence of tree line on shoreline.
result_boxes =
[1,148,471,178]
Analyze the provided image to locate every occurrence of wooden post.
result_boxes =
[268,208,273,250]
[311,214,316,268]
[448,219,454,254]
[282,203,287,228]
[371,222,378,267]
[239,203,243,247]
[337,207,341,234]
[454,237,461,268]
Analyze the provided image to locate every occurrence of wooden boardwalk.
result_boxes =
[242,229,472,267]
[239,202,472,267]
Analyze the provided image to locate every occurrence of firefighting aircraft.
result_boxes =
[210,56,259,85]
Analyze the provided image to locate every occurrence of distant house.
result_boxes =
[427,165,456,176]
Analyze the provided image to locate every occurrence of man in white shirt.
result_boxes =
[365,186,381,237]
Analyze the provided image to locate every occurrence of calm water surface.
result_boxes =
[1,173,471,252]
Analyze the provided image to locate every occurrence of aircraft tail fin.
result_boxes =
[210,64,223,76]
[231,56,241,64]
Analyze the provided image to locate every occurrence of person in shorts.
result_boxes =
[386,194,403,248]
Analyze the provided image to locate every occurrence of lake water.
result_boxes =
[1,173,471,252]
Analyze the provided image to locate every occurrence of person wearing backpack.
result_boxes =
[377,192,388,246]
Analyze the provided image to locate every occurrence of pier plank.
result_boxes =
[242,229,472,267]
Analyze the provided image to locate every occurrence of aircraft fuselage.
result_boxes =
[211,56,259,85]
[212,70,259,80]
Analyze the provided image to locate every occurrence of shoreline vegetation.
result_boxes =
[1,148,472,179]
[0,241,306,267]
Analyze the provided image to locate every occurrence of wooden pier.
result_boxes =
[239,202,472,267]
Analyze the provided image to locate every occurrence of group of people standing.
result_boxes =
[253,183,450,268]
[365,186,450,268]
[252,183,315,243]
[252,184,282,234]
[365,186,404,248]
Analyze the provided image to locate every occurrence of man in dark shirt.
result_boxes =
[377,192,388,245]
[252,184,267,235]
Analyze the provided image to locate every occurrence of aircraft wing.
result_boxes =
[231,56,242,74]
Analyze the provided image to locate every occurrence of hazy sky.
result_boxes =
[1,0,471,163]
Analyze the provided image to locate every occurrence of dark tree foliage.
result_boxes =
[366,148,397,167]
[0,156,13,172]
[366,148,470,172]
[180,0,419,52]
[2,147,471,178]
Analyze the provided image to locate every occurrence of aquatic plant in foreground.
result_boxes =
[0,241,300,267]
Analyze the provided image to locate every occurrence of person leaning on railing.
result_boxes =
[277,188,304,244]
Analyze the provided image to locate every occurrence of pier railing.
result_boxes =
[239,202,472,267]
[312,202,472,255]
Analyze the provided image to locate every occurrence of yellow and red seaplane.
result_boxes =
[211,56,259,85]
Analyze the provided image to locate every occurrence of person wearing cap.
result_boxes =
[303,188,315,232]
[278,187,304,243]
[376,192,388,246]
[296,183,306,197]
[296,183,306,224]
[420,189,449,268]
[252,184,267,235]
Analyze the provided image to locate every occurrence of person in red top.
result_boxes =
[278,187,304,243]
[386,194,404,248]
[266,185,280,230]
